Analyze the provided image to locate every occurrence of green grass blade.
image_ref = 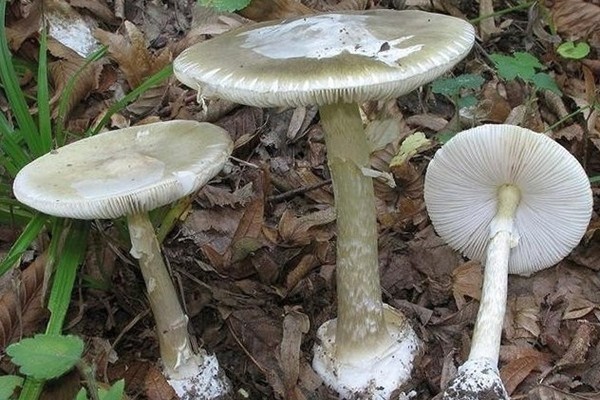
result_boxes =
[54,46,107,146]
[1,129,30,174]
[89,64,173,135]
[0,213,47,277]
[46,220,89,334]
[36,22,52,153]
[0,0,41,156]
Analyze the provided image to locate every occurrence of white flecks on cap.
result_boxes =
[424,124,592,274]
[13,120,233,220]
[173,10,475,108]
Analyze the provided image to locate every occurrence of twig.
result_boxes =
[267,179,331,203]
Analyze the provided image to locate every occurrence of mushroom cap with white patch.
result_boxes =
[173,10,475,108]
[13,120,233,220]
[424,124,592,275]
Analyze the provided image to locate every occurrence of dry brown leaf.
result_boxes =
[5,0,40,50]
[530,384,600,399]
[278,308,310,399]
[238,0,314,22]
[554,322,596,368]
[478,0,499,41]
[228,308,286,397]
[507,295,541,340]
[108,360,177,400]
[0,254,47,350]
[94,21,171,88]
[70,0,117,24]
[200,183,254,208]
[500,350,552,395]
[278,207,335,246]
[547,0,600,48]
[47,39,102,119]
[451,260,482,309]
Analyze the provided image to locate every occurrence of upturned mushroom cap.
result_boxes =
[173,10,475,107]
[13,120,233,219]
[424,124,592,274]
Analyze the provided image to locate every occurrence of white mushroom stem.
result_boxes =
[127,212,196,375]
[468,184,520,363]
[127,212,231,399]
[319,102,391,361]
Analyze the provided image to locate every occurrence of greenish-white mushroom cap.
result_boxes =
[173,10,475,107]
[13,120,233,219]
[424,124,593,275]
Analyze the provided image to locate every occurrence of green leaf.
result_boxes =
[431,74,484,96]
[198,0,251,12]
[531,72,561,95]
[457,94,478,109]
[557,41,590,60]
[100,379,125,400]
[490,52,542,81]
[6,334,84,380]
[0,375,23,400]
[75,388,88,400]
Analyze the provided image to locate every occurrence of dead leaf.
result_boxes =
[238,0,314,22]
[554,322,596,368]
[5,0,40,50]
[94,21,171,88]
[451,261,482,309]
[548,0,600,48]
[500,349,552,395]
[278,308,310,399]
[47,40,102,119]
[278,207,335,246]
[0,253,47,350]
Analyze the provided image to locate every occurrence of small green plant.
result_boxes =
[7,334,84,380]
[489,51,561,95]
[557,41,591,60]
[5,334,125,400]
[431,74,485,143]
[198,0,252,12]
[431,73,485,109]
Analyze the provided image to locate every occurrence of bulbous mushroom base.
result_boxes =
[442,358,509,400]
[167,352,231,400]
[312,305,421,400]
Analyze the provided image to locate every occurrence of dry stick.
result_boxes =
[267,179,332,203]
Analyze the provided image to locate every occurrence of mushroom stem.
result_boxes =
[469,184,520,363]
[127,212,196,376]
[319,102,389,361]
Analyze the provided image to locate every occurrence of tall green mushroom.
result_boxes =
[174,10,474,398]
[424,124,593,399]
[13,120,233,399]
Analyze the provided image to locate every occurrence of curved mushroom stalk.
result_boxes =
[127,212,231,398]
[443,184,519,399]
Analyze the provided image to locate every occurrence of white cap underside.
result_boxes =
[13,121,233,219]
[424,124,592,274]
[173,10,475,107]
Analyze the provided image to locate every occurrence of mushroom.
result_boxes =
[424,124,593,399]
[12,120,233,399]
[173,9,474,398]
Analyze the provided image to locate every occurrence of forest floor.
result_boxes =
[2,0,600,399]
